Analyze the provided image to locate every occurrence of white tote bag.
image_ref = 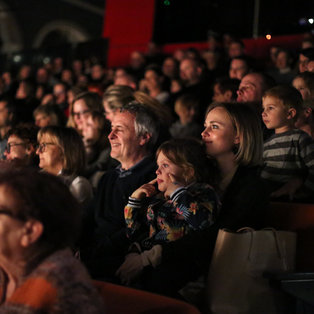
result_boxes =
[207,228,297,314]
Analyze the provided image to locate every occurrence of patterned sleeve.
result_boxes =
[299,134,314,193]
[124,197,146,238]
[170,184,219,231]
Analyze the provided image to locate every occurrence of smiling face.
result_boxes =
[4,135,28,162]
[201,107,239,161]
[72,99,91,131]
[36,134,64,175]
[108,111,146,169]
[156,151,185,194]
[262,95,292,133]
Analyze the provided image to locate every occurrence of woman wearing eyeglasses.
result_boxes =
[4,125,39,167]
[36,126,93,207]
[71,92,103,133]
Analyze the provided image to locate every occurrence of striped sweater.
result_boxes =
[261,129,314,194]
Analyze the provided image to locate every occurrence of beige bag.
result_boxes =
[207,228,297,314]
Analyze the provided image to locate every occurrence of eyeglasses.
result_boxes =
[5,142,26,154]
[72,109,90,118]
[37,142,56,153]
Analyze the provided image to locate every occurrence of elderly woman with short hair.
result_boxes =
[36,126,93,207]
[0,167,104,313]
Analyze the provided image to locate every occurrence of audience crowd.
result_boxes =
[0,31,314,311]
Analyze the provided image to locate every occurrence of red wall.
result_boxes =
[103,1,304,67]
[103,0,155,67]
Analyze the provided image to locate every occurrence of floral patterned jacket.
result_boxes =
[124,182,220,251]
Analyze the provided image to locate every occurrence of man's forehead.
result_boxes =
[241,74,261,87]
[112,111,135,126]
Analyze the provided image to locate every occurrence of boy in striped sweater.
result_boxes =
[261,85,314,201]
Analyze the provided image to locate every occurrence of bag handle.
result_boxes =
[236,227,282,260]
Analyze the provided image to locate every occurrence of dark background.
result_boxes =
[153,0,314,43]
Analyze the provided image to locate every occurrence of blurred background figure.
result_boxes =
[33,105,66,128]
[170,94,202,139]
[82,112,119,189]
[71,92,103,134]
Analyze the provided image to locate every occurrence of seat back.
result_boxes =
[267,202,314,271]
[93,280,200,314]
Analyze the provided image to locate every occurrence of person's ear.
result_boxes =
[139,133,152,146]
[185,167,195,184]
[287,108,297,119]
[234,134,240,145]
[26,144,36,155]
[304,108,312,118]
[223,90,233,102]
[20,220,43,247]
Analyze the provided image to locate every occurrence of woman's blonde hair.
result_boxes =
[102,85,134,111]
[38,126,86,176]
[206,102,263,166]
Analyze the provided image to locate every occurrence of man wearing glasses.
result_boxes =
[4,126,38,167]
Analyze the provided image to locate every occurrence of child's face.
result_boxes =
[262,96,292,133]
[292,77,311,100]
[156,151,186,194]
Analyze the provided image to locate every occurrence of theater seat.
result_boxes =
[93,280,200,314]
[267,202,314,271]
[267,202,314,313]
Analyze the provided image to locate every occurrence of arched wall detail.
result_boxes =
[33,20,90,48]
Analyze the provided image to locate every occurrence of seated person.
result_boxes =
[169,94,203,139]
[82,112,119,189]
[80,103,159,280]
[4,125,39,168]
[36,126,93,207]
[261,85,314,201]
[117,138,220,285]
[212,77,240,103]
[0,166,104,313]
[33,104,66,128]
[119,103,268,299]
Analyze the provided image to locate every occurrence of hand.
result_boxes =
[131,178,158,199]
[115,253,144,285]
[271,177,303,200]
[164,173,185,198]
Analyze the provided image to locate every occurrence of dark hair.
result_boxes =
[6,125,39,146]
[0,167,81,252]
[157,138,219,187]
[215,77,240,100]
[72,91,103,115]
[0,93,17,122]
[300,47,314,60]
